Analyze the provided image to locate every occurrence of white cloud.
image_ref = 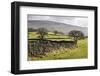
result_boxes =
[28,15,88,27]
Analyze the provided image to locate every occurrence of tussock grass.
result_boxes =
[28,39,88,61]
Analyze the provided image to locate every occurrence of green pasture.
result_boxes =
[28,32,72,41]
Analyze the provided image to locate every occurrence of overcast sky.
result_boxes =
[28,14,88,27]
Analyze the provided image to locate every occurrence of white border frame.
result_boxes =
[20,6,95,70]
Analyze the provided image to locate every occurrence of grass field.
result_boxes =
[28,31,88,60]
[28,32,73,41]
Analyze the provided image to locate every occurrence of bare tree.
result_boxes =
[54,30,58,35]
[68,30,84,44]
[37,28,48,40]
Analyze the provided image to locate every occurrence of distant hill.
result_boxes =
[28,20,88,36]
